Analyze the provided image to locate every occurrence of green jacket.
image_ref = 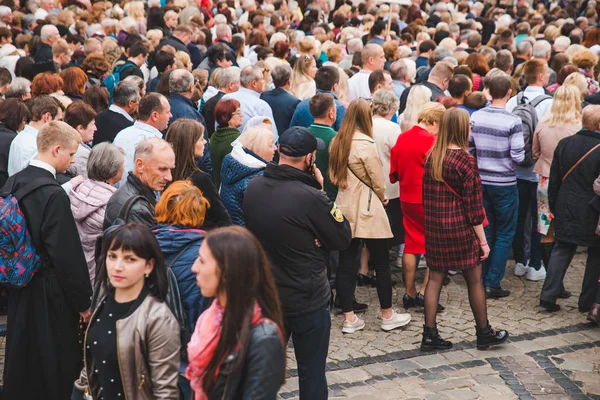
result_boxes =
[309,123,338,202]
[210,127,240,187]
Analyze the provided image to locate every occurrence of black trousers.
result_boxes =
[283,305,331,400]
[540,241,600,310]
[337,238,392,312]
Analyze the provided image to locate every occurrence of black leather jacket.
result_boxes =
[103,172,157,229]
[208,320,285,400]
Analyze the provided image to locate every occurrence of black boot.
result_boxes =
[476,323,509,350]
[420,325,452,351]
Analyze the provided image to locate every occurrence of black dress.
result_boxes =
[86,293,136,399]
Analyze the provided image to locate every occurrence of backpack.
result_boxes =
[103,63,127,104]
[0,177,59,288]
[511,92,552,167]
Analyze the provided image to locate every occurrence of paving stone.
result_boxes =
[441,350,474,364]
[560,359,594,372]
[340,367,371,383]
[361,362,397,377]
[389,359,421,373]
[414,354,447,368]
[445,388,479,399]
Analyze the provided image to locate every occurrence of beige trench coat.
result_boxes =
[335,131,393,239]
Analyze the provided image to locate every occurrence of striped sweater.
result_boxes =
[469,106,525,186]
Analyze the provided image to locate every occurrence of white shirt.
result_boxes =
[113,121,163,186]
[505,85,553,120]
[34,8,49,20]
[372,117,401,199]
[8,124,39,176]
[221,87,278,137]
[347,70,372,102]
[109,104,134,122]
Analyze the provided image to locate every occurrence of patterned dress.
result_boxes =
[423,149,486,271]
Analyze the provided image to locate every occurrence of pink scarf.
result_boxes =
[186,301,264,400]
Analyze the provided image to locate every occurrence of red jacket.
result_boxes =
[389,125,435,204]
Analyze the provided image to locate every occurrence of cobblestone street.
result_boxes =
[280,253,600,400]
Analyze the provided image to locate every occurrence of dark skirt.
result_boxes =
[385,197,405,247]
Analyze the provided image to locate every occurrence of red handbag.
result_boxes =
[442,180,489,228]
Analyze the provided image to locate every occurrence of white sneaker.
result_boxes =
[448,270,458,276]
[342,315,365,334]
[514,262,528,277]
[526,266,546,281]
[381,309,412,331]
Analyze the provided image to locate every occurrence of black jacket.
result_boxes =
[260,88,301,134]
[103,172,157,229]
[244,164,352,317]
[156,36,190,55]
[202,91,225,137]
[209,320,284,400]
[119,60,144,81]
[94,108,134,145]
[0,122,17,188]
[188,170,232,229]
[549,129,600,247]
[398,81,445,114]
[34,43,52,63]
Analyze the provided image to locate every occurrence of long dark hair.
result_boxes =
[97,223,168,301]
[201,226,285,393]
[164,118,203,180]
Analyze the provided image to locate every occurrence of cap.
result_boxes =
[279,126,325,157]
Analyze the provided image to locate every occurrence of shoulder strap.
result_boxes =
[117,195,146,222]
[11,177,59,202]
[517,92,525,104]
[562,143,600,182]
[530,95,552,108]
[347,164,382,201]
[167,238,203,270]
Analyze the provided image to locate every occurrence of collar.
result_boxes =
[29,159,56,178]
[109,104,134,122]
[21,124,39,135]
[310,123,332,128]
[524,86,545,94]
[238,87,260,98]
[133,120,162,137]
[170,92,196,107]
[263,163,322,190]
[126,172,157,206]
[316,89,340,100]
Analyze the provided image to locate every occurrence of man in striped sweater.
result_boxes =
[469,75,525,299]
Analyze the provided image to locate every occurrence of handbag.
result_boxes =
[441,180,489,228]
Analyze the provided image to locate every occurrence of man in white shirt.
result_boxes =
[347,44,386,101]
[221,65,278,136]
[8,95,63,177]
[113,93,172,186]
[34,0,56,21]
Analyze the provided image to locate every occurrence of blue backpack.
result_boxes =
[103,63,127,104]
[0,177,58,288]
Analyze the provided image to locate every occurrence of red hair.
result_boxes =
[60,67,88,96]
[155,180,210,228]
[465,53,490,76]
[214,99,240,127]
[32,72,64,96]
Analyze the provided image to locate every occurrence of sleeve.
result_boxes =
[196,174,232,228]
[461,157,486,226]
[532,124,542,161]
[241,324,285,400]
[360,143,387,201]
[307,192,352,251]
[548,145,562,212]
[509,120,526,165]
[147,309,181,400]
[129,200,157,228]
[40,191,92,312]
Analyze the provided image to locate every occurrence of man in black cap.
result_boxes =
[244,126,352,400]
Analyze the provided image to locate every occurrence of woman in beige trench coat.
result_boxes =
[329,99,412,334]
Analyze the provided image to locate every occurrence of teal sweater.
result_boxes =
[210,127,240,187]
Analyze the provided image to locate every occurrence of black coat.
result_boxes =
[94,108,134,145]
[209,320,284,400]
[202,91,225,137]
[260,88,301,135]
[34,43,52,63]
[0,122,17,188]
[156,36,190,55]
[2,165,92,400]
[188,170,232,229]
[549,129,600,247]
[244,164,352,317]
[103,172,157,229]
[119,60,144,81]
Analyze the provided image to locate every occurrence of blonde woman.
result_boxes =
[400,85,433,132]
[124,1,147,36]
[421,107,507,351]
[175,51,193,72]
[532,84,582,272]
[563,72,588,98]
[329,99,412,333]
[336,66,350,106]
[291,54,317,100]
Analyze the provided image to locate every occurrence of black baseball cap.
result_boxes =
[279,126,325,157]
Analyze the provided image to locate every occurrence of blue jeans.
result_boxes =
[512,179,542,270]
[482,184,519,288]
[284,304,331,400]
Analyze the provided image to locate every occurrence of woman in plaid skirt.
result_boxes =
[420,108,509,351]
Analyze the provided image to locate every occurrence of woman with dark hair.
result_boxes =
[273,41,290,63]
[0,98,30,187]
[546,63,580,94]
[165,119,231,230]
[60,67,89,102]
[79,223,180,399]
[187,226,285,399]
[83,86,110,114]
[64,101,98,178]
[80,54,111,87]
[210,99,242,187]
[465,53,490,91]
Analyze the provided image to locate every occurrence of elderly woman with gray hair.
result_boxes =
[69,143,125,285]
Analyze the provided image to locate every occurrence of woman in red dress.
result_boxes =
[421,108,508,351]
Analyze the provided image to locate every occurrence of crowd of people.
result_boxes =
[1,0,600,398]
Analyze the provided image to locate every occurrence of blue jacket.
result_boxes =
[153,224,208,333]
[219,153,265,226]
[168,93,213,176]
[260,88,301,134]
[290,89,346,131]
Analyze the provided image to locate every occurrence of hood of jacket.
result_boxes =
[153,224,205,255]
[221,151,265,186]
[70,179,117,222]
